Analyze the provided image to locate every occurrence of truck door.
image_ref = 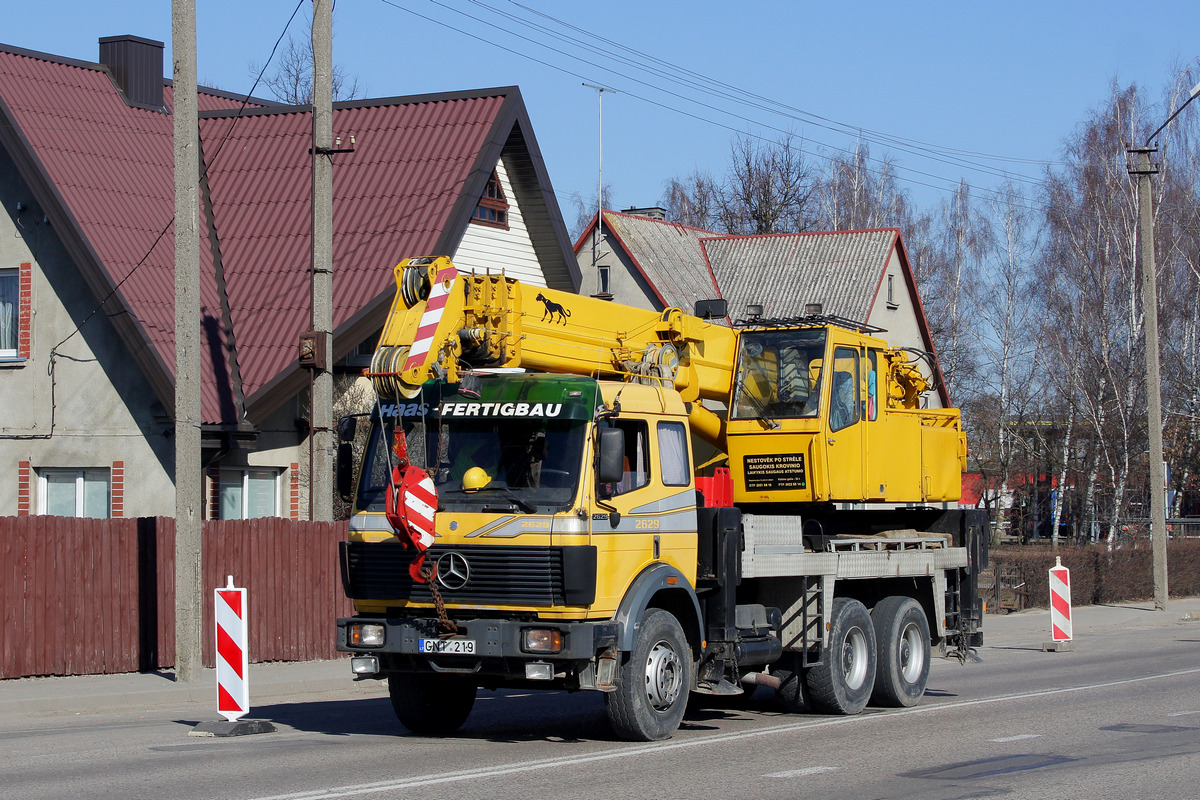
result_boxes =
[824,346,864,500]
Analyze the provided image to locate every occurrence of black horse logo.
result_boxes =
[537,293,572,324]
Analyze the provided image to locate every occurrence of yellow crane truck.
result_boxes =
[335,256,986,741]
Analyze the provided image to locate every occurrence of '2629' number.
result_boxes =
[634,519,661,530]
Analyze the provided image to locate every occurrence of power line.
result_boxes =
[499,0,1061,169]
[376,0,1046,213]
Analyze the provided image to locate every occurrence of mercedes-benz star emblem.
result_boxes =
[435,552,470,590]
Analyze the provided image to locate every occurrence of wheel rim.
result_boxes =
[645,639,684,710]
[899,621,925,683]
[841,625,869,690]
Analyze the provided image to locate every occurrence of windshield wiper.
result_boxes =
[475,485,537,513]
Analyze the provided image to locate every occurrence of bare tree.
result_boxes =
[661,133,814,234]
[253,31,363,105]
[568,184,615,242]
[1039,81,1147,544]
[811,139,910,231]
[662,170,721,230]
[1154,64,1200,518]
[717,133,814,234]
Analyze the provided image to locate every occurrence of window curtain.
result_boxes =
[0,271,16,353]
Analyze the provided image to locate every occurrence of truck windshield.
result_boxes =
[731,328,827,420]
[356,377,595,514]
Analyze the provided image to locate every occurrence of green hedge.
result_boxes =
[988,539,1200,609]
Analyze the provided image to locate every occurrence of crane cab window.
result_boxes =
[829,347,860,432]
[867,350,879,421]
[601,418,650,497]
[657,421,690,487]
[732,329,827,420]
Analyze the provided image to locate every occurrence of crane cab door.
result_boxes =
[823,345,864,501]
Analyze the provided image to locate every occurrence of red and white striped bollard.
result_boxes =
[1044,557,1074,652]
[215,575,249,722]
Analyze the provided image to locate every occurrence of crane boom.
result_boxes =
[366,256,965,506]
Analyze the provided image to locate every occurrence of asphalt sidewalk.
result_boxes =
[3,598,1199,720]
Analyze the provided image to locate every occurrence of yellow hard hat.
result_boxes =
[462,467,491,492]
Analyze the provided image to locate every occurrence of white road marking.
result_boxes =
[766,766,838,778]
[1168,710,1200,717]
[990,734,1041,742]
[246,665,1200,800]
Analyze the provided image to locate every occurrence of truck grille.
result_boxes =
[339,542,596,607]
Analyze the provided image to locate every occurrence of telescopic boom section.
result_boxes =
[369,256,738,404]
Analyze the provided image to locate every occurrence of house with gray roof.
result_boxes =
[575,208,949,407]
[0,35,577,520]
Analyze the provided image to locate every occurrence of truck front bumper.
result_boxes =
[336,615,618,679]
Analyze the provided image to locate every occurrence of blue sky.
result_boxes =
[6,1,1199,227]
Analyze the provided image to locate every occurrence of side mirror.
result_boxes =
[596,427,625,485]
[337,415,357,443]
[336,442,355,502]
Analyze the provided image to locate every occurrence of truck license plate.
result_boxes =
[418,638,476,655]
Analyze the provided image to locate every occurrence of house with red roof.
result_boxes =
[574,207,949,408]
[0,35,578,520]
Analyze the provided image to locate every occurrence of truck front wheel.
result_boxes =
[805,597,876,715]
[605,608,693,741]
[870,595,930,707]
[389,672,476,736]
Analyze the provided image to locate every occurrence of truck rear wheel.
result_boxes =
[605,608,693,741]
[870,595,930,707]
[389,672,476,736]
[805,597,876,715]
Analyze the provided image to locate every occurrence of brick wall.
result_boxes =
[110,460,124,518]
[289,462,300,519]
[17,461,31,515]
[18,261,31,359]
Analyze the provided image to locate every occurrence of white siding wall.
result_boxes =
[865,250,944,409]
[451,157,546,286]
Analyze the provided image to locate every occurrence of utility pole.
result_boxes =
[1129,147,1168,612]
[1127,77,1200,612]
[172,0,203,681]
[583,84,614,297]
[309,0,334,521]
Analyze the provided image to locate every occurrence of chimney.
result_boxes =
[622,206,667,221]
[99,35,165,110]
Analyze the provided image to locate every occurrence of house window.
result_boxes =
[38,468,110,518]
[0,268,18,359]
[219,468,281,519]
[470,169,509,229]
[597,265,611,295]
[886,274,897,308]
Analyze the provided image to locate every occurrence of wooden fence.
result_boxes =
[1,516,353,679]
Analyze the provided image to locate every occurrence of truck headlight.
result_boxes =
[521,628,564,654]
[349,623,385,647]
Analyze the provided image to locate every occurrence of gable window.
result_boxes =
[219,468,281,519]
[470,169,509,230]
[0,268,18,359]
[38,468,110,518]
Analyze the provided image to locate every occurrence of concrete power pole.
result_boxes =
[1129,147,1169,612]
[309,0,334,521]
[172,0,204,681]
